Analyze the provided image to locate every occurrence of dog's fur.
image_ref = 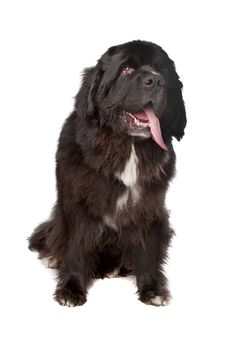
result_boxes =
[28,40,186,307]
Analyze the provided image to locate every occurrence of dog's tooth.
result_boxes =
[133,116,138,125]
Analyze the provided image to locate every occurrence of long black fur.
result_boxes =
[28,40,186,307]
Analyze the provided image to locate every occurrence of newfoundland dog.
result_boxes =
[28,40,186,307]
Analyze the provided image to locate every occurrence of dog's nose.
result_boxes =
[142,72,164,90]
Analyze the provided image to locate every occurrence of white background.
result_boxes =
[0,0,232,349]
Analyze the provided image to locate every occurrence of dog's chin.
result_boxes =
[128,129,151,138]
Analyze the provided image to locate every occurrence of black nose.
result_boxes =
[141,72,164,90]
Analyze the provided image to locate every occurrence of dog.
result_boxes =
[28,40,186,307]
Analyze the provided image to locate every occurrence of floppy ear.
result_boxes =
[74,64,103,117]
[87,63,103,116]
[163,57,187,141]
[170,85,187,141]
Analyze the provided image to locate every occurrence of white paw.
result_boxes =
[59,298,75,307]
[150,296,169,306]
[41,256,58,269]
[106,269,119,278]
[55,289,86,307]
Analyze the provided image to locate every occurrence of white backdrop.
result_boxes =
[0,0,232,349]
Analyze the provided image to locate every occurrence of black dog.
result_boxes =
[28,40,186,307]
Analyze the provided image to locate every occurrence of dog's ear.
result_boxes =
[87,63,103,116]
[170,83,187,141]
[162,57,187,141]
[75,64,103,117]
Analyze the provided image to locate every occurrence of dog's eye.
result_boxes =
[121,67,135,76]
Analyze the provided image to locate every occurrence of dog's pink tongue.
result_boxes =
[142,107,168,151]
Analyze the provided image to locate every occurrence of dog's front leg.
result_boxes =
[54,251,92,307]
[54,211,100,307]
[134,216,173,306]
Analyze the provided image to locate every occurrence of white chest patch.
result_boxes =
[103,145,141,230]
[115,144,138,187]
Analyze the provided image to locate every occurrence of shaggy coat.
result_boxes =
[28,40,186,307]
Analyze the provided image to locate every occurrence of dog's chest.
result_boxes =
[103,145,140,230]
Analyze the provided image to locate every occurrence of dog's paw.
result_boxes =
[54,288,87,307]
[149,295,169,306]
[139,289,170,307]
[41,256,58,269]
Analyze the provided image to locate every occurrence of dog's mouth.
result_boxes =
[120,104,168,151]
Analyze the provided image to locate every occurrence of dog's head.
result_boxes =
[76,40,186,150]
